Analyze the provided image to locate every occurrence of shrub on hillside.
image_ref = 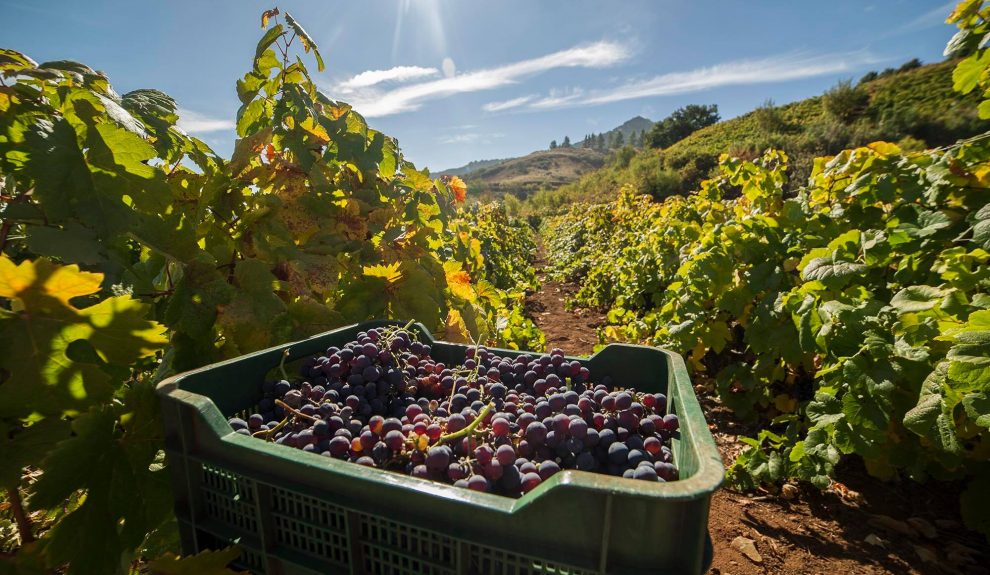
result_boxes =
[753,99,788,134]
[648,104,721,149]
[822,79,870,123]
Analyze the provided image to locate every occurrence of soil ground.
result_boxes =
[524,243,989,575]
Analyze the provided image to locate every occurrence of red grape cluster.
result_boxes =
[230,326,679,496]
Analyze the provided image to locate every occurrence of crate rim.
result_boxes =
[156,320,725,510]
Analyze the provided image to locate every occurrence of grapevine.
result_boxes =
[540,1,990,538]
[0,8,542,573]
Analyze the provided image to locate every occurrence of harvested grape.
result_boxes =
[233,324,679,497]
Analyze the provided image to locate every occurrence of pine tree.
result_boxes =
[550,139,557,149]
[562,135,571,148]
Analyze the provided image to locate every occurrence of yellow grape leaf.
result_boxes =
[736,303,754,328]
[688,341,707,371]
[0,256,102,309]
[443,309,473,344]
[363,262,403,283]
[261,7,279,28]
[775,394,798,413]
[445,267,475,302]
[970,162,990,186]
[326,103,352,120]
[948,0,980,23]
[0,256,167,418]
[472,278,501,304]
[300,116,330,143]
[445,175,468,203]
[148,547,245,574]
[866,141,901,156]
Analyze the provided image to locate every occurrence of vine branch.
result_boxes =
[6,485,34,545]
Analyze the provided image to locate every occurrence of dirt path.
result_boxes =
[524,248,603,355]
[524,240,988,575]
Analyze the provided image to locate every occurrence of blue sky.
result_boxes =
[1,0,959,171]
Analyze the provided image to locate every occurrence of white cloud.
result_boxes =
[529,88,585,109]
[896,1,955,34]
[439,133,480,144]
[176,108,234,134]
[338,65,439,90]
[329,40,630,117]
[438,132,504,145]
[442,57,456,78]
[482,95,536,112]
[494,51,880,112]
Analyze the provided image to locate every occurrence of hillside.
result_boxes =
[436,158,507,177]
[438,116,653,200]
[528,59,990,210]
[455,147,607,200]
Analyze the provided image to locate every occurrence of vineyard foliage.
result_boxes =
[542,1,990,536]
[0,10,539,574]
[450,203,544,350]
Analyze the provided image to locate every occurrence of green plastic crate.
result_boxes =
[156,320,724,574]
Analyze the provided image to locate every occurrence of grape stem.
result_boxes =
[253,416,289,441]
[6,485,34,544]
[279,347,291,381]
[449,335,484,407]
[274,399,319,423]
[438,402,494,445]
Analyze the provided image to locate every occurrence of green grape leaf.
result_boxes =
[216,258,291,353]
[0,48,37,73]
[121,88,179,124]
[806,392,844,427]
[164,256,232,341]
[287,296,343,339]
[903,381,943,438]
[23,222,106,265]
[284,12,324,72]
[897,209,953,239]
[0,418,71,487]
[961,392,990,428]
[891,285,948,313]
[972,204,990,249]
[801,255,867,285]
[944,310,990,385]
[23,118,94,223]
[952,50,990,94]
[38,59,97,77]
[88,122,170,208]
[254,24,285,64]
[945,28,974,58]
[841,356,896,432]
[389,261,445,330]
[903,363,964,456]
[236,91,270,138]
[947,343,990,385]
[31,403,173,575]
[147,547,244,575]
[92,92,148,137]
